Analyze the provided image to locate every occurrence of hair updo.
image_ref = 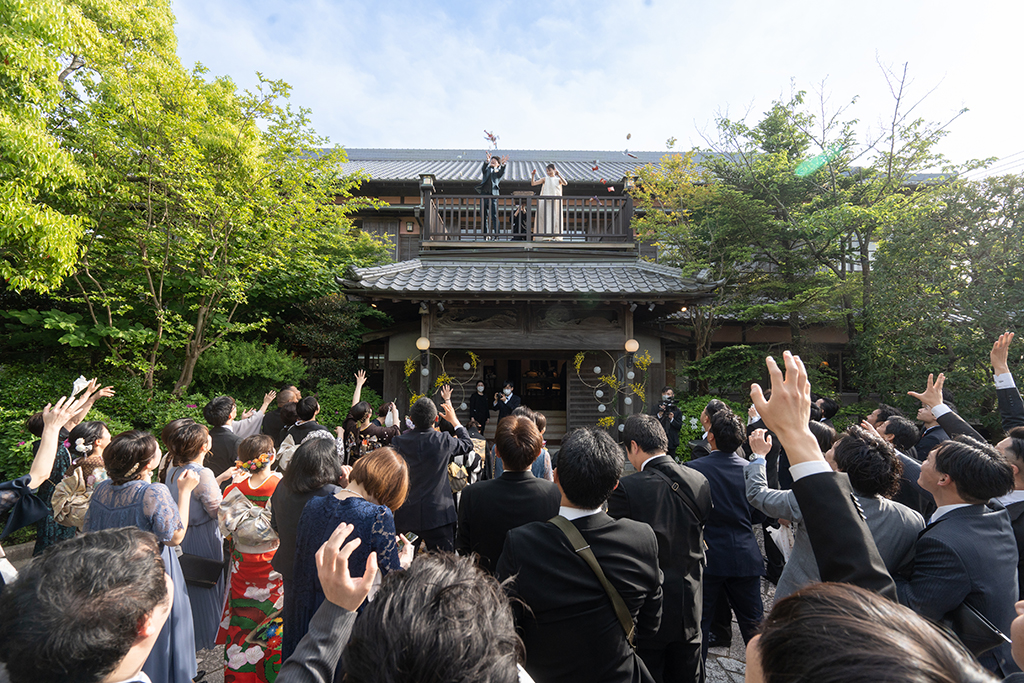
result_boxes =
[104,431,159,485]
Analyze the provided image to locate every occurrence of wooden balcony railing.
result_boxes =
[423,193,634,242]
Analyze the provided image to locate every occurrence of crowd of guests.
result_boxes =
[2,335,1024,683]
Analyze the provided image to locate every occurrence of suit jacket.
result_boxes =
[475,161,506,195]
[686,451,765,577]
[392,425,473,532]
[897,503,1019,674]
[469,392,491,425]
[277,601,356,683]
[650,405,683,455]
[207,425,242,477]
[746,418,782,489]
[915,425,950,460]
[493,393,521,420]
[790,471,898,599]
[893,452,936,519]
[607,455,711,645]
[262,408,288,449]
[496,512,662,683]
[687,438,711,460]
[1006,500,1024,599]
[998,381,1024,430]
[456,470,561,573]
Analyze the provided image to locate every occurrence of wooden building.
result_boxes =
[336,149,849,444]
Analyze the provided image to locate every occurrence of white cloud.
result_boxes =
[171,0,1024,170]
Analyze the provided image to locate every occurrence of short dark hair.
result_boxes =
[104,431,158,485]
[296,396,320,421]
[532,411,547,434]
[171,421,209,466]
[1005,426,1024,466]
[882,416,920,453]
[0,528,167,683]
[510,405,535,421]
[709,410,745,454]
[203,395,235,427]
[494,416,542,471]
[26,411,45,438]
[281,437,341,495]
[875,403,905,422]
[809,403,823,422]
[817,396,840,419]
[67,421,107,459]
[556,427,622,509]
[833,426,903,498]
[546,163,556,172]
[343,552,522,683]
[350,447,409,511]
[409,397,438,430]
[622,414,668,455]
[807,420,837,454]
[758,582,986,683]
[704,399,728,419]
[661,385,674,394]
[279,402,298,427]
[503,380,514,390]
[934,436,1015,503]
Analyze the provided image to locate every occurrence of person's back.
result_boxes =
[496,427,662,683]
[457,416,561,572]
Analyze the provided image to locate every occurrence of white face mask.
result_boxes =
[662,394,671,402]
[477,386,485,393]
[503,388,512,396]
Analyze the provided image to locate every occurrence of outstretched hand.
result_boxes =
[500,155,509,165]
[908,373,945,409]
[749,351,821,466]
[354,369,367,386]
[316,522,379,611]
[992,332,1015,375]
[748,428,772,457]
[42,394,89,431]
[439,384,453,403]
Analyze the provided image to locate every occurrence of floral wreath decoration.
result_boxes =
[235,450,275,473]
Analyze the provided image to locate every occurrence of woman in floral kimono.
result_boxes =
[217,435,284,683]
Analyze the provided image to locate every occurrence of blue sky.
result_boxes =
[172,0,1023,175]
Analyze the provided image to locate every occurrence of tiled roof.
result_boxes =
[342,258,717,299]
[336,148,688,182]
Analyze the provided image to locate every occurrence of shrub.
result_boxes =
[671,394,749,461]
[193,340,307,399]
[312,378,383,429]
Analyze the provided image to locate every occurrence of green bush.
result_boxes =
[832,400,880,434]
[193,340,307,399]
[686,345,766,394]
[671,394,749,461]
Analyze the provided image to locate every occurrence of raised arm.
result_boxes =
[908,373,984,442]
[530,169,544,186]
[752,352,897,600]
[29,395,89,489]
[992,332,1024,430]
[352,370,367,407]
[66,380,115,430]
[744,429,803,521]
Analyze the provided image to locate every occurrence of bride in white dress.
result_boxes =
[531,164,568,240]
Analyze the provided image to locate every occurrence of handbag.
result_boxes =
[218,486,278,548]
[448,461,469,493]
[178,552,226,588]
[944,601,1011,657]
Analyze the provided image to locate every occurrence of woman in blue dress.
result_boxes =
[165,421,240,650]
[285,447,414,660]
[84,430,201,683]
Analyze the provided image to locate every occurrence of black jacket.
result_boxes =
[392,425,473,532]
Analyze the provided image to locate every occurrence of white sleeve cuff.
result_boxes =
[789,460,833,481]
[995,373,1016,390]
[930,403,952,419]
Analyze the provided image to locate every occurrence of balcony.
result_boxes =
[423,193,635,243]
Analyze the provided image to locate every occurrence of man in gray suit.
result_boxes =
[476,151,508,236]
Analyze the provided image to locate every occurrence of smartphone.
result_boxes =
[402,532,420,546]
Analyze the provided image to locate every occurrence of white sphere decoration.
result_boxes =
[618,423,625,432]
[624,396,633,406]
[459,403,467,410]
[420,367,430,376]
[463,362,471,370]
[626,371,635,380]
[593,366,602,374]
[597,404,607,412]
[595,389,604,398]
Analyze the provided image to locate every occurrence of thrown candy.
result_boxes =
[626,133,632,140]
[607,186,615,192]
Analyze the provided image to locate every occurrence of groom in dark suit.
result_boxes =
[476,151,507,236]
[608,414,711,683]
[496,427,663,683]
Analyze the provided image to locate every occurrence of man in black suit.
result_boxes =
[493,380,521,421]
[875,416,936,517]
[496,427,663,683]
[392,391,473,552]
[456,415,560,573]
[263,385,301,449]
[895,430,1018,674]
[685,410,765,659]
[914,402,950,460]
[204,395,243,477]
[476,151,507,236]
[608,414,711,683]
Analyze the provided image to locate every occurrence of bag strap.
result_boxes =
[548,515,635,647]
[646,466,702,522]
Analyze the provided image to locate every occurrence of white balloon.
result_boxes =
[618,424,625,432]
[459,403,467,410]
[594,366,602,374]
[626,371,635,380]
[463,362,471,370]
[598,404,606,412]
[420,368,429,376]
[595,389,604,398]
[624,397,633,405]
